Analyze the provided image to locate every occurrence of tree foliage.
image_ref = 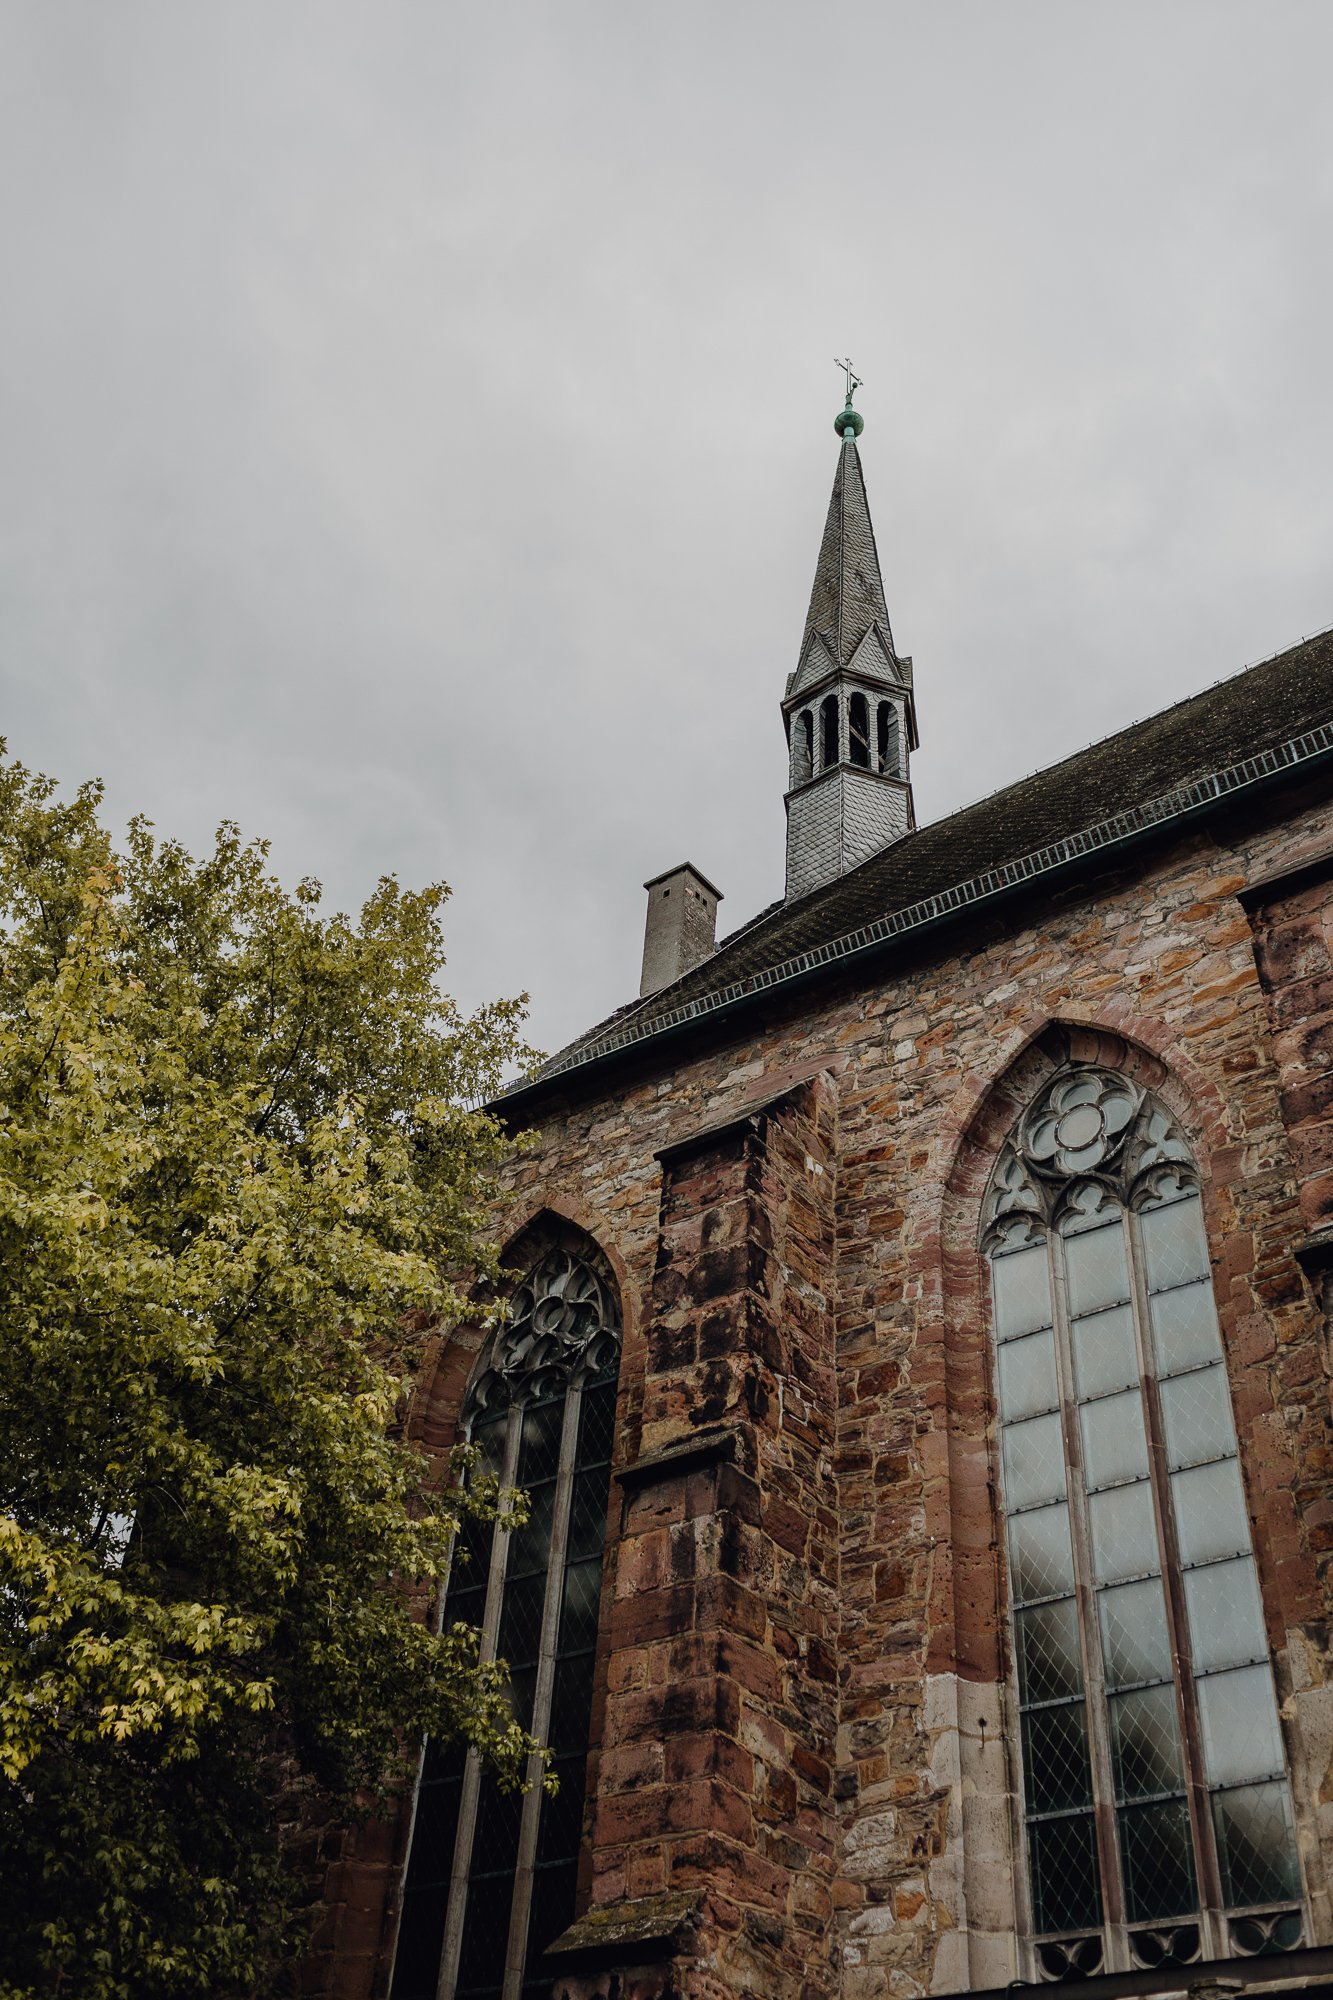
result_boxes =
[0,753,536,1997]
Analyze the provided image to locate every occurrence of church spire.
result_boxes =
[781,372,918,902]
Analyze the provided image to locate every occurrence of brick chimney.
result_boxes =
[639,863,722,998]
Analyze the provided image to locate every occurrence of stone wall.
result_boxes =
[549,1079,842,2000]
[314,781,1333,2000]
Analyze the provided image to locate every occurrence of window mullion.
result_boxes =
[500,1384,584,2000]
[1125,1206,1226,1951]
[386,1495,464,1996]
[437,1404,524,2000]
[1049,1227,1128,1962]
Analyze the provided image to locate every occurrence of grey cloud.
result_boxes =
[1,1,1330,1057]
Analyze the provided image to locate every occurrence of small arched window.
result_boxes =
[984,1069,1303,1979]
[848,691,871,768]
[877,702,899,777]
[820,693,839,771]
[391,1226,623,2000]
[792,709,814,786]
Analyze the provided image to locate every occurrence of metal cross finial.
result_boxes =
[834,356,863,405]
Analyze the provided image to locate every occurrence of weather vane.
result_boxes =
[834,356,863,405]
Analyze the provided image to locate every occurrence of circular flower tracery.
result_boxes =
[1021,1071,1139,1178]
[983,1065,1196,1244]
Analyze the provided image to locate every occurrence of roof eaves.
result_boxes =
[494,718,1333,1115]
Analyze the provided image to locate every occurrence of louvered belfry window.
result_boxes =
[390,1226,622,2000]
[984,1068,1304,1981]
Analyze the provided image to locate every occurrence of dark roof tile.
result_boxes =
[534,626,1333,1086]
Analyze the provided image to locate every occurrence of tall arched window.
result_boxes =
[391,1225,623,2000]
[983,1068,1304,1980]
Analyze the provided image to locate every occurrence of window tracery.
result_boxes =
[983,1067,1304,1978]
[391,1224,622,2000]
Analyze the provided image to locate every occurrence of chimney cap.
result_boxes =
[642,861,724,900]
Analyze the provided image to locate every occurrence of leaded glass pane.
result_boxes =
[1070,1302,1139,1401]
[535,1753,585,1859]
[472,1410,510,1479]
[1149,1280,1222,1375]
[1023,1702,1094,1813]
[1099,1576,1172,1688]
[497,1576,548,1695]
[1029,1813,1102,1933]
[523,1392,567,1479]
[394,1738,467,2000]
[1003,1412,1067,1512]
[1016,1598,1084,1705]
[1089,1479,1157,1585]
[1172,1458,1249,1568]
[456,1778,523,1999]
[1212,1782,1302,1908]
[469,1779,524,1878]
[565,1475,609,1564]
[393,1884,451,2000]
[1080,1388,1150,1492]
[1183,1558,1267,1673]
[1140,1194,1210,1293]
[1063,1218,1131,1318]
[1119,1798,1198,1922]
[1197,1666,1286,1787]
[522,1859,580,1999]
[1109,1683,1185,1800]
[1159,1364,1235,1471]
[1009,1502,1075,1604]
[556,1556,602,1660]
[997,1327,1059,1422]
[993,1243,1054,1339]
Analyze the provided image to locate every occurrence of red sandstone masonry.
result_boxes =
[311,788,1333,2000]
[553,1083,842,2000]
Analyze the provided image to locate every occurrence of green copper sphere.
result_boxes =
[835,404,864,439]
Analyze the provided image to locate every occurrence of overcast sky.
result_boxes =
[2,3,1331,1060]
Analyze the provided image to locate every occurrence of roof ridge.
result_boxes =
[505,708,1333,1098]
[926,619,1333,828]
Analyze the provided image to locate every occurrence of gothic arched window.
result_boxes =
[983,1068,1304,1980]
[391,1226,623,2000]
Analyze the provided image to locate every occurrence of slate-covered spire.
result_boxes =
[781,376,918,902]
[799,422,897,675]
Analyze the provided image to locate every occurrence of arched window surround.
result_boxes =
[390,1217,624,2000]
[979,1058,1308,1980]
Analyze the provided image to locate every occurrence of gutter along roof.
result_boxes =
[498,626,1333,1116]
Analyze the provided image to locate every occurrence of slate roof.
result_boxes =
[792,437,905,691]
[506,626,1333,1108]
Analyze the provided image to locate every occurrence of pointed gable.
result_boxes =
[847,623,904,689]
[788,629,840,702]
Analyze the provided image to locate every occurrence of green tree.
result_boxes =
[0,751,536,1997]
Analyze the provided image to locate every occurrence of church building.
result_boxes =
[317,385,1333,2000]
